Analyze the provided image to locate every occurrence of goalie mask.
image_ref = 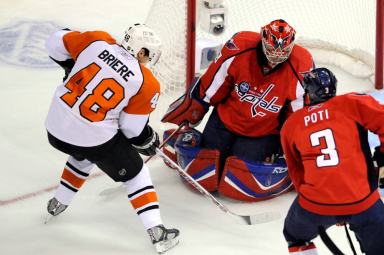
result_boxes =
[261,19,295,65]
[302,67,337,106]
[121,23,162,66]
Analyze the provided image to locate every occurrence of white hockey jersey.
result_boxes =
[45,30,160,146]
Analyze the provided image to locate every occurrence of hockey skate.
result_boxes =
[147,224,180,254]
[44,197,68,224]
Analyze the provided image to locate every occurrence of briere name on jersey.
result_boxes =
[98,49,135,81]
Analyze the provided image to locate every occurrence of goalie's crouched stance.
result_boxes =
[162,128,292,201]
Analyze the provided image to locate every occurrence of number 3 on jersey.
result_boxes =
[310,129,339,167]
[60,63,124,122]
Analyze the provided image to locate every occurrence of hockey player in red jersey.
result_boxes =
[281,67,384,255]
[44,24,179,254]
[162,19,314,201]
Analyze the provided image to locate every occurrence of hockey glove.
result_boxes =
[161,78,209,127]
[373,146,384,168]
[131,125,160,156]
[50,57,75,81]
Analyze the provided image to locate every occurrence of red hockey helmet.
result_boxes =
[261,19,296,65]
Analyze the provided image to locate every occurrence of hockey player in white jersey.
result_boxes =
[44,23,179,254]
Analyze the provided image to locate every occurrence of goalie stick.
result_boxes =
[155,148,281,225]
[99,123,187,196]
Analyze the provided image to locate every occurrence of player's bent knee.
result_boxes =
[175,129,220,192]
[218,156,292,201]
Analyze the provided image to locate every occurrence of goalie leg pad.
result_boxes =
[175,136,220,192]
[161,128,186,169]
[218,156,292,201]
[179,149,220,192]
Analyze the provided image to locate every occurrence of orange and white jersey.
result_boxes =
[45,30,160,146]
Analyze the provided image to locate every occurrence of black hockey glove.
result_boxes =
[50,57,75,81]
[131,125,160,156]
[373,146,384,168]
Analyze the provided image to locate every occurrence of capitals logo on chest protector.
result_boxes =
[235,82,282,117]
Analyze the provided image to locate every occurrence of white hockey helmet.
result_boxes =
[121,23,162,66]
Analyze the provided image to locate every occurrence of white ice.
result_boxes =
[0,1,382,255]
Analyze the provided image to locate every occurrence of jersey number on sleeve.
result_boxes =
[150,93,160,108]
[310,129,339,167]
[60,63,124,122]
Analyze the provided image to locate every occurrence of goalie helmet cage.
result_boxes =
[145,0,384,94]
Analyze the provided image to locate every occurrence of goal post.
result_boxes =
[146,0,384,95]
[377,0,384,89]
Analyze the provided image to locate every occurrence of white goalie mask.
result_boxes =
[121,23,162,66]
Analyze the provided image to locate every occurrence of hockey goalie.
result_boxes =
[160,19,314,202]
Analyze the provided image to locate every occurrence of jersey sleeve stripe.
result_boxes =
[201,48,256,96]
[204,56,235,101]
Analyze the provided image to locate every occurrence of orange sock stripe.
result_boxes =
[61,168,86,189]
[130,191,158,210]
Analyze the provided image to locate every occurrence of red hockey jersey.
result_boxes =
[199,31,313,137]
[281,93,384,215]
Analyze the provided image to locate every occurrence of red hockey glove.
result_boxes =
[161,79,209,127]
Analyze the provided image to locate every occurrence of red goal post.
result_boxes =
[377,0,384,89]
[146,0,384,94]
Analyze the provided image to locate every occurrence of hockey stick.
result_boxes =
[318,226,345,255]
[99,123,187,196]
[318,224,358,255]
[155,148,281,225]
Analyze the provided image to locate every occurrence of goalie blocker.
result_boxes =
[161,79,210,127]
[163,128,292,201]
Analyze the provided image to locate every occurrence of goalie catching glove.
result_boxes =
[161,78,210,126]
[130,125,159,156]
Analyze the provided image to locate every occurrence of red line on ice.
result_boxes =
[0,172,104,206]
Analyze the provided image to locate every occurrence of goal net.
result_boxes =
[145,0,383,126]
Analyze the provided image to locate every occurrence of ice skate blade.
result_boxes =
[154,236,180,254]
[44,214,54,224]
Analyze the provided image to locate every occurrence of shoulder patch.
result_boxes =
[224,38,239,50]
